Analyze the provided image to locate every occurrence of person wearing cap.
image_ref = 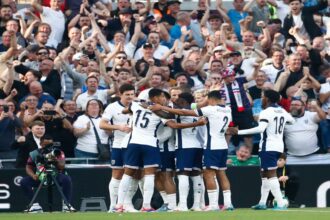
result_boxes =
[106,7,135,42]
[222,66,258,152]
[200,0,230,37]
[283,0,328,41]
[134,31,170,60]
[135,42,162,77]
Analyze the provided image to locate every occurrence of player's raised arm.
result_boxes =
[149,104,199,117]
[164,117,207,129]
[237,120,268,135]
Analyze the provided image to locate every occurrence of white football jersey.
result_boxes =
[157,124,175,152]
[258,106,295,152]
[129,101,163,147]
[102,101,130,149]
[175,115,202,149]
[195,105,232,150]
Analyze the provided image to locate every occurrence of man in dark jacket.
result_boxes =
[283,0,328,41]
[12,120,45,168]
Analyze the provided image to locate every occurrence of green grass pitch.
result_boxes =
[1,209,330,220]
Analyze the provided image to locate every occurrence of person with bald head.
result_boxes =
[22,81,56,108]
[39,58,61,99]
[274,53,305,99]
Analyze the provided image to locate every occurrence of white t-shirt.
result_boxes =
[292,12,309,40]
[128,101,164,147]
[76,90,108,111]
[137,88,152,101]
[134,45,170,60]
[73,115,109,154]
[195,105,232,150]
[41,7,65,47]
[284,111,320,156]
[257,106,295,152]
[241,57,257,88]
[102,101,130,149]
[276,0,290,23]
[260,63,284,84]
[320,82,330,119]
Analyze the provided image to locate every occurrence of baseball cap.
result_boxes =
[26,44,40,53]
[72,52,87,61]
[167,0,181,6]
[229,51,242,57]
[143,42,153,49]
[213,45,226,53]
[118,8,133,15]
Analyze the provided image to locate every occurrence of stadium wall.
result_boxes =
[0,165,330,212]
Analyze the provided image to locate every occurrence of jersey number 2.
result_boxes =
[220,116,229,133]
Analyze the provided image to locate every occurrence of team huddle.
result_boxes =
[100,83,294,212]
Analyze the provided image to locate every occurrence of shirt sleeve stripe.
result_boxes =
[260,119,269,123]
[197,109,203,116]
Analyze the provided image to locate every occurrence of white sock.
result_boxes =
[269,177,284,207]
[214,176,219,201]
[139,178,145,193]
[259,178,270,205]
[109,178,121,209]
[167,193,176,210]
[159,191,168,204]
[117,174,132,206]
[223,190,232,207]
[207,190,218,208]
[191,176,203,208]
[142,175,155,209]
[124,178,138,207]
[200,179,206,209]
[178,175,189,209]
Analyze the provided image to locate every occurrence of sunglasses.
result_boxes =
[38,52,48,55]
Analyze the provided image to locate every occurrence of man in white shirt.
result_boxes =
[319,77,330,152]
[32,0,65,47]
[261,49,285,84]
[284,99,326,156]
[76,76,114,111]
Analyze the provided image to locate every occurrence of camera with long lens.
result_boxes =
[35,145,62,184]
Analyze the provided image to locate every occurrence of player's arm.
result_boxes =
[165,117,207,129]
[149,104,198,117]
[99,119,131,133]
[237,120,268,135]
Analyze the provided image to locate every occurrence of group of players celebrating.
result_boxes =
[100,83,294,212]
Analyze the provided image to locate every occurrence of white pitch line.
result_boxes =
[281,209,330,213]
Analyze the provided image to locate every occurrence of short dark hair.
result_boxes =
[85,75,99,83]
[178,92,194,105]
[279,153,287,160]
[263,89,280,104]
[30,120,45,128]
[207,90,222,100]
[119,84,135,94]
[149,88,163,99]
[163,91,171,100]
[28,69,42,80]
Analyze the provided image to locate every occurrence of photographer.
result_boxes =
[0,99,22,160]
[20,135,75,213]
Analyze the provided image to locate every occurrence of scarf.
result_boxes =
[223,80,245,112]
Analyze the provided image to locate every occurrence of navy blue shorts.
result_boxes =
[175,148,203,172]
[203,149,228,170]
[160,151,176,172]
[124,143,161,169]
[259,151,281,171]
[111,148,126,169]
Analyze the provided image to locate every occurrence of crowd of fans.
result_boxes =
[0,0,330,168]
